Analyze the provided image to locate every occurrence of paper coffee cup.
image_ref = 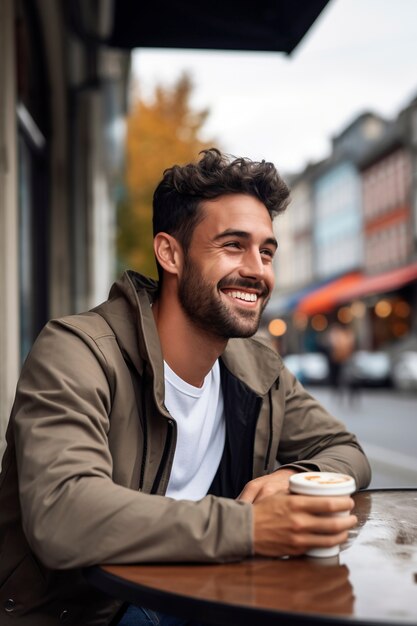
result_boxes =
[289,472,356,558]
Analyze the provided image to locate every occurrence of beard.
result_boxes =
[178,258,270,339]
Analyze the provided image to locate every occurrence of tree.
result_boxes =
[118,72,216,277]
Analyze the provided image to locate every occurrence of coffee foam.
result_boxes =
[289,472,356,497]
[304,474,351,485]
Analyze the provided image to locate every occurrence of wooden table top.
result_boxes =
[86,489,417,625]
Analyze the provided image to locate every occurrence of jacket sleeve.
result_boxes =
[12,320,252,570]
[276,365,372,489]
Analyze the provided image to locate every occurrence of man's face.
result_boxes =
[177,194,277,339]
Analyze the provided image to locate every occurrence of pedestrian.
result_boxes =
[0,149,371,625]
[324,323,358,402]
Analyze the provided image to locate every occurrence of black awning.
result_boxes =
[69,0,330,55]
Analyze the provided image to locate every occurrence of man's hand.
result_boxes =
[238,469,298,503]
[252,493,357,558]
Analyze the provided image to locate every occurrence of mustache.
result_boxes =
[218,277,270,298]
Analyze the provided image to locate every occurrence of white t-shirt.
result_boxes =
[164,360,225,500]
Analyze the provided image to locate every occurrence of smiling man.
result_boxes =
[0,149,371,626]
[152,193,277,387]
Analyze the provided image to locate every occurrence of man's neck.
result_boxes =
[152,291,227,388]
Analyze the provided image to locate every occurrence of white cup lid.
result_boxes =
[289,472,356,496]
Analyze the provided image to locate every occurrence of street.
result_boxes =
[306,385,417,489]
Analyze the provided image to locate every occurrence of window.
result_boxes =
[15,0,50,361]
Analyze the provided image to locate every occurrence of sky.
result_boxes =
[132,0,417,175]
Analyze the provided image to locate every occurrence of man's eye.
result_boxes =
[224,242,241,249]
[261,248,275,258]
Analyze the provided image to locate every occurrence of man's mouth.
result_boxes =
[218,278,269,309]
[222,289,258,303]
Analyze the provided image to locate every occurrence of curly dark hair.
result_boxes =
[153,148,290,281]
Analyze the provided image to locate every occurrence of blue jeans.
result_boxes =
[117,604,206,626]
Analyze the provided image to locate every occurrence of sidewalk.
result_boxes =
[307,386,417,489]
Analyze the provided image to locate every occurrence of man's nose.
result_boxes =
[239,249,265,279]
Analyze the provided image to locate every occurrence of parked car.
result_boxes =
[343,351,391,388]
[391,351,417,391]
[283,353,329,385]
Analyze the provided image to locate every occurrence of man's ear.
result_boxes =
[153,233,183,276]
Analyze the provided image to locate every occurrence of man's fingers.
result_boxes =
[237,483,257,503]
[300,512,358,534]
[238,471,296,503]
[239,484,286,504]
[291,495,355,514]
[252,493,358,558]
[288,529,352,552]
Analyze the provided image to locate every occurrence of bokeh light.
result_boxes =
[337,306,353,324]
[268,318,287,337]
[374,300,392,318]
[394,300,411,318]
[311,314,328,332]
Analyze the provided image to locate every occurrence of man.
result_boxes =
[0,149,371,625]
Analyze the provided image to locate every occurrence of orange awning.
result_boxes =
[335,261,417,304]
[296,273,363,316]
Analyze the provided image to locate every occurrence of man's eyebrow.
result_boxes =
[213,229,278,248]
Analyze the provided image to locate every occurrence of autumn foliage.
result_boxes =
[118,73,215,277]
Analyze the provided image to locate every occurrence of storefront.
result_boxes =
[277,263,417,353]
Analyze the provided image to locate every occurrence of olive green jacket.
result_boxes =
[0,271,371,625]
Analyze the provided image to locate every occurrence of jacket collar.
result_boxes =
[94,271,166,407]
[222,337,283,396]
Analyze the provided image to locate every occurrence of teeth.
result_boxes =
[228,291,257,302]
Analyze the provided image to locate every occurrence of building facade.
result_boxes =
[313,113,389,280]
[362,144,413,274]
[0,0,130,457]
[266,105,417,355]
[313,159,363,279]
[268,164,318,316]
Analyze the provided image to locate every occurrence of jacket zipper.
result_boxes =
[150,418,174,494]
[263,377,279,472]
[139,371,148,491]
[137,362,175,494]
[264,376,280,471]
[263,389,273,471]
[126,360,148,491]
